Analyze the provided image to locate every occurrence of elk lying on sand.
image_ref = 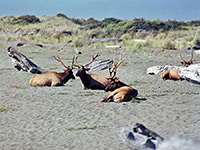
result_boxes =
[30,56,75,86]
[179,48,193,66]
[162,49,194,81]
[162,69,182,80]
[102,86,138,102]
[73,54,127,91]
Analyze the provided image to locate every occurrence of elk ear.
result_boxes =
[84,67,90,71]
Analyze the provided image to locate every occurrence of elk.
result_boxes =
[162,69,182,80]
[73,54,127,91]
[30,56,75,86]
[102,86,138,102]
[179,48,193,66]
[162,48,194,81]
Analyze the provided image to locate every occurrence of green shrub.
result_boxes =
[120,33,132,40]
[8,15,40,25]
[73,40,84,47]
[56,13,69,19]
[161,39,175,49]
[193,31,200,46]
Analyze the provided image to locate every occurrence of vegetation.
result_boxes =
[0,106,15,112]
[8,15,40,25]
[67,125,108,131]
[1,13,200,51]
[56,13,69,19]
[9,84,26,89]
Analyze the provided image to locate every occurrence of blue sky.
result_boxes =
[0,0,200,21]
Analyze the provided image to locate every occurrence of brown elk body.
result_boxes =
[162,49,194,81]
[162,69,181,80]
[74,54,127,91]
[103,86,138,102]
[30,56,75,86]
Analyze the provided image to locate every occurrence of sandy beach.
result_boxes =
[0,41,200,150]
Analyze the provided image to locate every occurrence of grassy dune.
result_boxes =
[0,15,200,52]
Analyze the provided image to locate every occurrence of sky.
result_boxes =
[0,0,200,21]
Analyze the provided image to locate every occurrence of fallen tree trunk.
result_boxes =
[147,64,200,84]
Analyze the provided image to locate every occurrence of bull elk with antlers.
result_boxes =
[73,54,127,91]
[30,56,75,86]
[162,48,193,80]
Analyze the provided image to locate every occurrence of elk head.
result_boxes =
[107,55,123,81]
[73,53,100,77]
[54,55,75,80]
[179,48,193,66]
[103,56,128,91]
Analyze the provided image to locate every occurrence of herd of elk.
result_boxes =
[9,47,138,102]
[162,48,194,80]
[30,56,75,86]
[72,53,128,92]
[70,53,138,102]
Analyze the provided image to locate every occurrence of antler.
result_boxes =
[54,55,68,69]
[84,53,100,67]
[109,56,123,78]
[179,48,193,66]
[71,56,80,69]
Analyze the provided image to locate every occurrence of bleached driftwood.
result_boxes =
[82,38,122,43]
[179,64,200,84]
[119,123,200,150]
[7,46,113,74]
[147,64,200,84]
[147,64,180,75]
[7,46,47,74]
[118,123,164,150]
[105,45,121,48]
[87,59,113,72]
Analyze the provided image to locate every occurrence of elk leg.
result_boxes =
[84,85,89,90]
[51,82,63,86]
[113,93,123,102]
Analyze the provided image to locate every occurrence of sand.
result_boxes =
[0,41,200,150]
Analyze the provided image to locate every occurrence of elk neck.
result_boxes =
[58,70,72,83]
[77,71,92,87]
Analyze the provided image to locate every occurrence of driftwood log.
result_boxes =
[17,42,43,47]
[7,46,47,74]
[7,46,113,74]
[119,123,200,150]
[87,59,113,72]
[118,123,164,150]
[147,64,200,84]
[82,38,122,43]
